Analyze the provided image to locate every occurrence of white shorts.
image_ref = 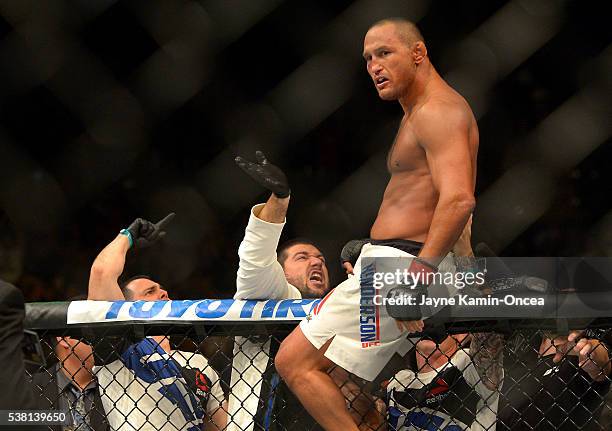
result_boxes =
[299,243,456,381]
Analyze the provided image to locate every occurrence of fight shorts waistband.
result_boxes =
[368,238,423,256]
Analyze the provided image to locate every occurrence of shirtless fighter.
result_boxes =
[275,18,478,431]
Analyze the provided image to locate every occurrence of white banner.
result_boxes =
[66,299,321,324]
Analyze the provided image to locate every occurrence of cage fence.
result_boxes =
[21,300,612,431]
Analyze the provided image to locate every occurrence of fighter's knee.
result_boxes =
[274,342,294,381]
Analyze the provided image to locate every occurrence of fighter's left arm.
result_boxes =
[470,332,504,391]
[413,102,476,265]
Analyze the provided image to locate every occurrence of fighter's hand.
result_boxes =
[126,213,175,249]
[342,262,354,276]
[235,151,290,198]
[395,319,424,333]
[340,239,368,276]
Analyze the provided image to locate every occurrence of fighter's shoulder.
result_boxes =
[412,92,474,134]
[414,96,471,129]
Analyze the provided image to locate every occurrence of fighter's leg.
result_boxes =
[275,326,360,431]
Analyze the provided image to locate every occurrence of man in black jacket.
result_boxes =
[0,279,38,410]
[30,334,109,431]
[28,292,109,431]
[0,279,49,431]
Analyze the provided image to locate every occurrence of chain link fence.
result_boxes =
[22,301,612,431]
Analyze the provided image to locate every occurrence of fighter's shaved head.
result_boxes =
[368,18,425,47]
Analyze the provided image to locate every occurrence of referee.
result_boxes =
[498,329,611,430]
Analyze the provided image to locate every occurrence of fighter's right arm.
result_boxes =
[88,234,130,300]
[235,151,299,299]
[257,193,289,224]
[236,194,298,299]
[413,102,476,265]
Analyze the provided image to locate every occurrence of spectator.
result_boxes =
[31,297,109,431]
[87,216,226,431]
[0,279,40,410]
[385,333,503,431]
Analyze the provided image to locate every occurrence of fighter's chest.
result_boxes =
[386,122,426,173]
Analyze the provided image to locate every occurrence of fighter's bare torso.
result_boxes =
[370,81,478,242]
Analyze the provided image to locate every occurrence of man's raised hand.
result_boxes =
[235,151,290,198]
[126,213,175,249]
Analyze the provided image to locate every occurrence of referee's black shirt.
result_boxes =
[498,337,610,430]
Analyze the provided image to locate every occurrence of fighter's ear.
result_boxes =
[413,41,427,64]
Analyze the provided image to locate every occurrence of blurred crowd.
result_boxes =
[0,0,610,302]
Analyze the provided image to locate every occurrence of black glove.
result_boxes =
[125,213,175,249]
[235,151,290,198]
[340,239,369,268]
[386,285,428,321]
[385,258,437,321]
